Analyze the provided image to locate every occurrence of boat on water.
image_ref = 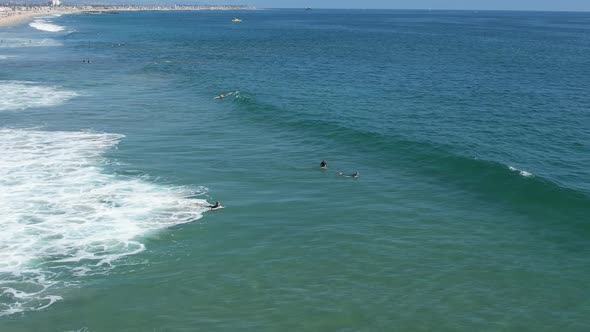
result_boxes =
[232,18,242,22]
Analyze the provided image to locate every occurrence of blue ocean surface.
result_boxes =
[1,9,589,331]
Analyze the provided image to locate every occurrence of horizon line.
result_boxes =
[261,7,590,13]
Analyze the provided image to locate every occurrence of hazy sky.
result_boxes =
[246,0,590,11]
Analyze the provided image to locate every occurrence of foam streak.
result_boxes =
[0,81,77,112]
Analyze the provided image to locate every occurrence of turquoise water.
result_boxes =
[1,9,590,331]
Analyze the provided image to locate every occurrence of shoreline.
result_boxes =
[0,5,256,27]
[0,9,81,27]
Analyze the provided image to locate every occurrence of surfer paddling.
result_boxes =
[208,201,222,210]
[338,171,359,178]
[320,160,328,169]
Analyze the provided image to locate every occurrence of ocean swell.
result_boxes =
[231,93,590,222]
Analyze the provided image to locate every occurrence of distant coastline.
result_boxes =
[0,4,256,27]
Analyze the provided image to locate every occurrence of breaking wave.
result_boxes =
[0,129,210,316]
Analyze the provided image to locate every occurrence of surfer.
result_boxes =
[215,91,240,99]
[320,160,328,169]
[338,171,359,178]
[209,201,222,209]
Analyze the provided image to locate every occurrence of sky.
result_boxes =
[247,0,590,11]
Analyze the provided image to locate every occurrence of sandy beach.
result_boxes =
[0,5,254,27]
[0,7,81,27]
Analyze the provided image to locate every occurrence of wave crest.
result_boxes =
[29,19,65,32]
[509,166,533,177]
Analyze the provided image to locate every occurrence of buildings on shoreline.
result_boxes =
[0,3,255,19]
[0,3,254,12]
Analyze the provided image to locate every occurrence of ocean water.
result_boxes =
[1,9,589,331]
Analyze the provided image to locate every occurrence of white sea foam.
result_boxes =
[0,81,77,112]
[0,37,62,48]
[509,166,533,177]
[0,55,16,60]
[0,129,210,316]
[29,18,65,32]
